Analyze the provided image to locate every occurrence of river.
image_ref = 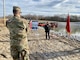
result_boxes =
[51,22,80,41]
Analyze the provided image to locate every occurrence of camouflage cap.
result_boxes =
[13,6,21,12]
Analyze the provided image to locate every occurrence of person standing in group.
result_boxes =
[6,6,30,60]
[44,22,51,40]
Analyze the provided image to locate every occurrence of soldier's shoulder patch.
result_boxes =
[8,19,12,22]
[7,17,14,23]
[6,18,14,25]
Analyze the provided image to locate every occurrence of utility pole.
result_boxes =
[3,0,6,25]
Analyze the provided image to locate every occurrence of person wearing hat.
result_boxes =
[6,6,30,60]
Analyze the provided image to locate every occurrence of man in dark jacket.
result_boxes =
[44,22,50,40]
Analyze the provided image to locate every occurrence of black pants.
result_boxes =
[45,31,50,39]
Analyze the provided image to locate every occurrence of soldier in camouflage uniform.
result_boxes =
[6,6,30,60]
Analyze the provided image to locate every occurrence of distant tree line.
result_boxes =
[41,16,80,22]
[22,15,80,22]
[1,14,80,22]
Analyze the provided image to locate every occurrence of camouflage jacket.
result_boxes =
[6,16,28,41]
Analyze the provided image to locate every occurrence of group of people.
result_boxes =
[6,6,51,60]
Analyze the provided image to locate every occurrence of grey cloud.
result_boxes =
[33,0,63,8]
[75,6,80,8]
[33,0,40,2]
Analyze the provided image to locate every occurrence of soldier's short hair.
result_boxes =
[13,6,21,14]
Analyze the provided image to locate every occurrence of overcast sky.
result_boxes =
[0,0,80,17]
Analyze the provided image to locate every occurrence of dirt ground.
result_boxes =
[0,26,80,60]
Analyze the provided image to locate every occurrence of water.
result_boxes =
[51,22,80,41]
